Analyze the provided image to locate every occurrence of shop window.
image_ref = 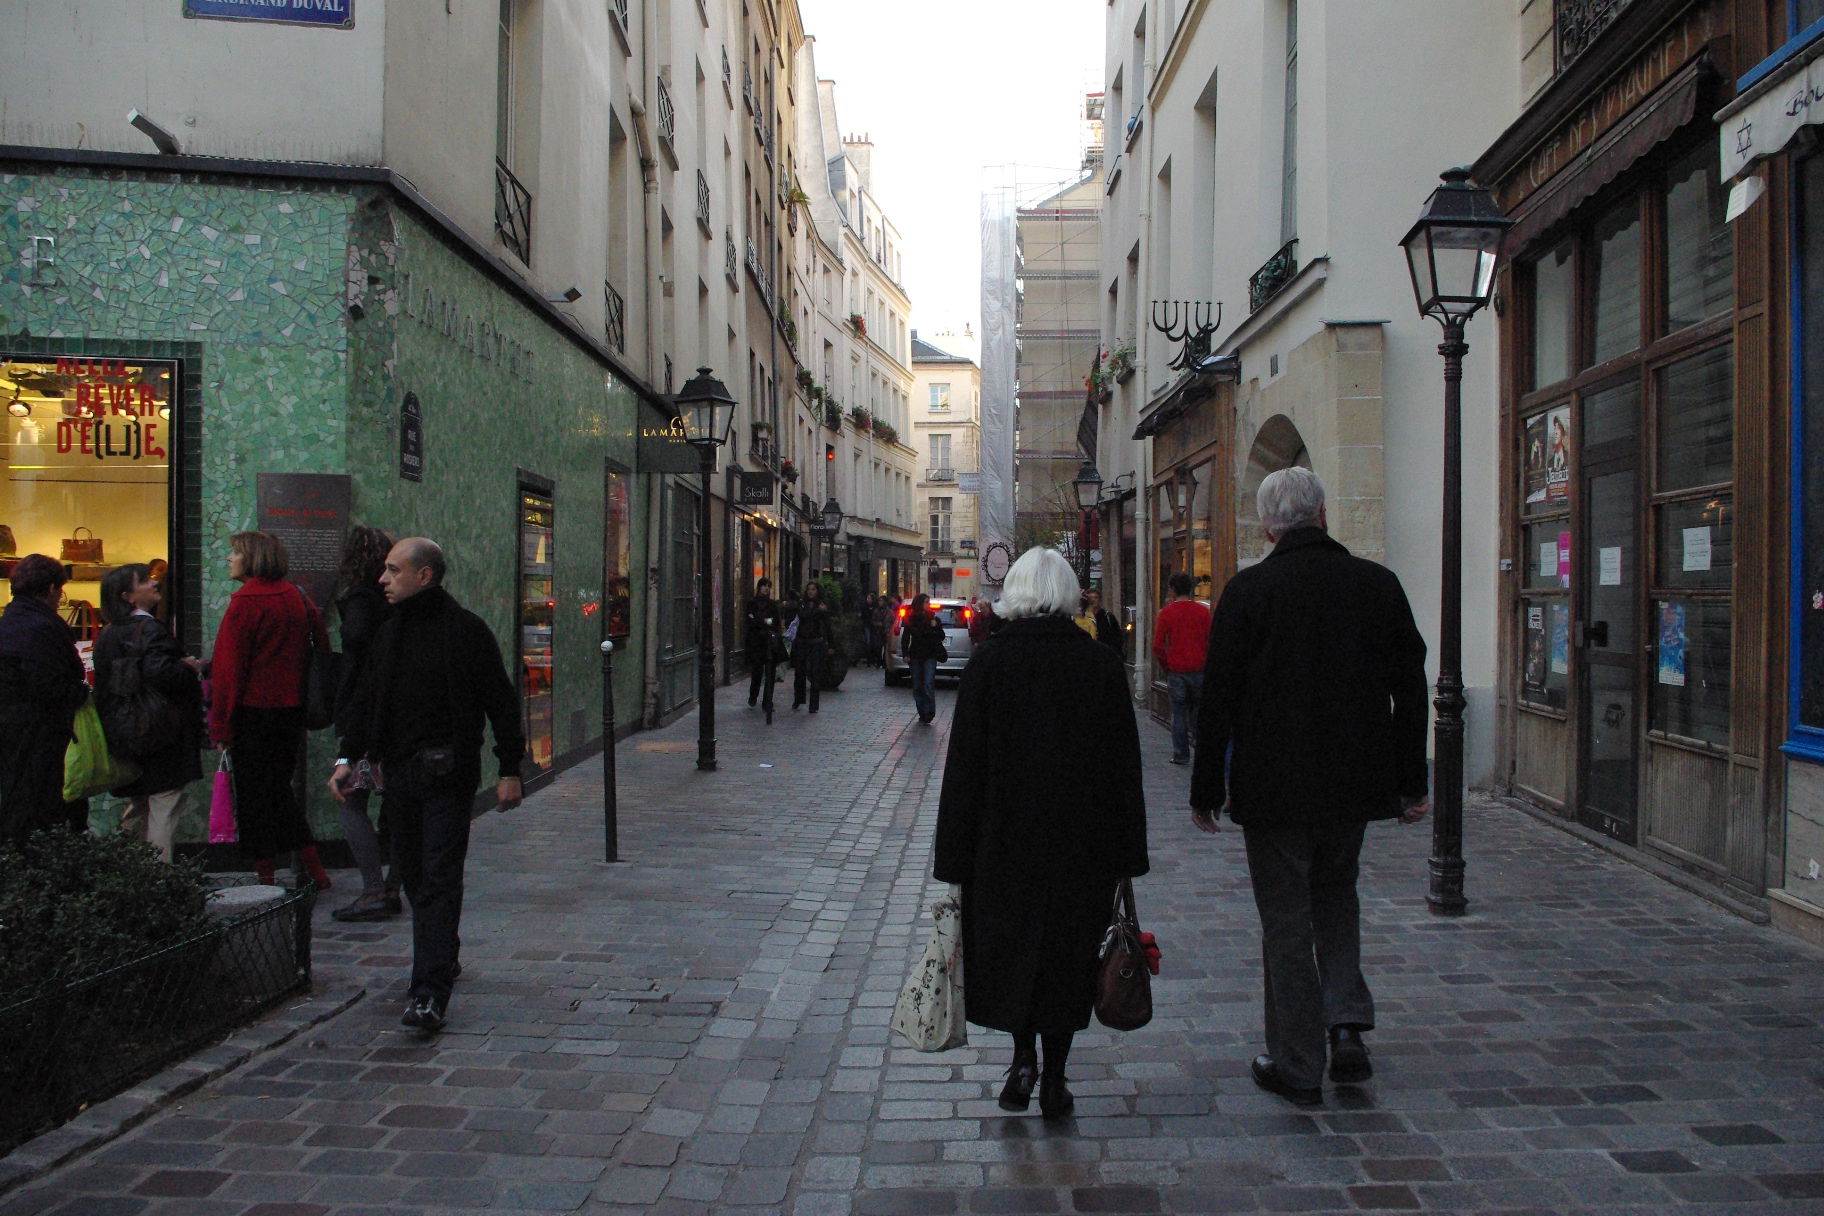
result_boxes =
[603,465,632,641]
[1656,346,1733,491]
[518,481,555,774]
[1590,196,1643,366]
[1583,379,1640,449]
[1797,152,1824,741]
[1530,240,1575,390]
[1,356,175,653]
[1519,401,1571,711]
[1520,597,1570,711]
[1663,142,1733,332]
[1651,598,1730,745]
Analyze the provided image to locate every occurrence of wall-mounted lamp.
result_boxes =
[1100,472,1136,502]
[127,110,182,156]
[545,286,583,304]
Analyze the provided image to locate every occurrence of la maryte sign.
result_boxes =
[184,0,353,28]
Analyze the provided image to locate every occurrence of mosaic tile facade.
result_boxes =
[0,166,650,847]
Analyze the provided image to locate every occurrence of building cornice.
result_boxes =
[0,143,673,412]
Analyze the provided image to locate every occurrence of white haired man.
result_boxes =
[1189,468,1430,1106]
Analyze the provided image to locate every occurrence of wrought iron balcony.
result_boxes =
[721,46,732,90]
[928,536,954,557]
[696,170,712,232]
[608,0,628,32]
[725,228,739,286]
[1555,0,1634,69]
[822,403,842,431]
[603,280,626,353]
[1248,239,1299,313]
[743,65,756,114]
[655,76,676,157]
[494,158,532,265]
[926,467,955,482]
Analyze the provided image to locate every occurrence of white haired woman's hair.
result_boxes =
[996,547,1082,619]
[1257,467,1327,538]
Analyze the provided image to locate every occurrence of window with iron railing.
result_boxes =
[927,467,955,483]
[494,158,532,264]
[696,170,711,230]
[1248,239,1299,313]
[743,64,755,113]
[655,75,675,152]
[608,0,628,33]
[721,46,732,95]
[603,280,626,353]
[725,229,739,285]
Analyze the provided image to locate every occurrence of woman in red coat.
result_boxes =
[209,530,331,888]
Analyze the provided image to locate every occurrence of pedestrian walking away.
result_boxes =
[209,530,333,890]
[0,554,92,845]
[790,580,830,713]
[935,547,1148,1122]
[330,537,525,1035]
[901,591,944,724]
[329,525,399,922]
[94,563,203,862]
[1083,587,1123,654]
[1189,467,1430,1108]
[744,577,781,721]
[1153,571,1210,765]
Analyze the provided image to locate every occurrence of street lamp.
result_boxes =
[675,366,738,773]
[928,558,941,592]
[1072,460,1103,582]
[1399,167,1511,917]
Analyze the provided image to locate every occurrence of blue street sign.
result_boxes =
[183,0,353,28]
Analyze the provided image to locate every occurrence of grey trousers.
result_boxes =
[1242,819,1375,1089]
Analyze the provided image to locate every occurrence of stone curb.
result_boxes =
[0,977,366,1196]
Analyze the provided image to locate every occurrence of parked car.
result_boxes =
[884,598,976,685]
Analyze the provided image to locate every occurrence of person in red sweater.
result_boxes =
[1152,571,1211,765]
[210,530,331,889]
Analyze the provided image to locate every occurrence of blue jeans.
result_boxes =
[912,658,938,720]
[1167,671,1203,761]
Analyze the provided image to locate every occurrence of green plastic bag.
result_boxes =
[64,698,140,801]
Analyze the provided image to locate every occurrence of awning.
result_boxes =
[1716,27,1824,184]
[1503,58,1709,255]
[1132,369,1220,439]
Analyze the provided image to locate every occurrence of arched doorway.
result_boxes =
[1238,415,1312,566]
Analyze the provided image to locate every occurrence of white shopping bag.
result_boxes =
[890,886,966,1051]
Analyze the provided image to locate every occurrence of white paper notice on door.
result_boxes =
[1599,546,1622,586]
[1538,541,1557,579]
[1682,526,1712,572]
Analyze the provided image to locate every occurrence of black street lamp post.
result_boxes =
[1072,459,1103,583]
[1399,167,1511,917]
[599,638,618,861]
[675,367,738,773]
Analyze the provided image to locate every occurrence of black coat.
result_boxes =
[1092,608,1123,653]
[743,594,780,656]
[901,612,945,662]
[1190,527,1429,826]
[93,614,204,797]
[333,582,390,738]
[0,595,89,842]
[934,614,1148,1034]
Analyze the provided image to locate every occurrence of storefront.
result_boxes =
[1715,2,1824,940]
[1133,369,1235,723]
[1474,0,1784,907]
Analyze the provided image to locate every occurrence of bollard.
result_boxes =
[601,638,619,863]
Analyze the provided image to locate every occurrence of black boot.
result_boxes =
[998,1048,1038,1112]
[1038,1073,1074,1121]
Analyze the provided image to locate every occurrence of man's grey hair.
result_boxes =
[1258,467,1326,537]
[997,547,1081,619]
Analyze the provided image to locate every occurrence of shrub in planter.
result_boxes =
[812,575,861,690]
[0,832,210,1001]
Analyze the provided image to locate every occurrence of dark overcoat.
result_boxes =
[1189,527,1430,826]
[934,614,1148,1034]
[0,595,89,842]
[94,613,204,796]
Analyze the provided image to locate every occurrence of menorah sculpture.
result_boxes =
[1150,300,1222,372]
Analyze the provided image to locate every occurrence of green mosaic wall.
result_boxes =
[0,166,649,849]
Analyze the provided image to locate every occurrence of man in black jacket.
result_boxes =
[1190,468,1430,1107]
[0,555,91,843]
[330,538,525,1034]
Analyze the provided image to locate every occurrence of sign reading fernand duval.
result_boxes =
[184,0,352,28]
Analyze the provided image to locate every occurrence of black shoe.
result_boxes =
[792,701,802,711]
[1328,1026,1372,1083]
[748,698,757,707]
[331,892,394,922]
[1169,755,1189,765]
[384,884,403,915]
[1251,1055,1321,1106]
[1038,1074,1074,1121]
[400,997,447,1034]
[998,1054,1038,1112]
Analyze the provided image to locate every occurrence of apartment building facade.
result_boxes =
[911,334,984,601]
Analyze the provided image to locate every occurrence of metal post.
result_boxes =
[600,639,619,862]
[1428,322,1468,916]
[697,445,718,772]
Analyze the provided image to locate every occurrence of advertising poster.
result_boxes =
[1657,601,1688,688]
[1524,604,1547,694]
[256,473,349,613]
[1549,601,1570,675]
[1523,405,1572,509]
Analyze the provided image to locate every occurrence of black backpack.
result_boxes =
[99,620,186,761]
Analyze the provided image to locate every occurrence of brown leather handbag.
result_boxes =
[1094,879,1153,1031]
[60,527,103,563]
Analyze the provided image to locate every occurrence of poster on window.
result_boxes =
[1549,601,1570,675]
[1657,601,1688,688]
[1523,405,1571,509]
[1524,605,1548,694]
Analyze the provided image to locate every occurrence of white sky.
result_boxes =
[795,0,1104,342]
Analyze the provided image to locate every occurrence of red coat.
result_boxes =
[209,578,328,745]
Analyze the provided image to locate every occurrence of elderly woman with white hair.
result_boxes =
[934,547,1149,1122]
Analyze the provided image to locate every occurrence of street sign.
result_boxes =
[957,471,982,494]
[399,391,423,482]
[184,0,354,27]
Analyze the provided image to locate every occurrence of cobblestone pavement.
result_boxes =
[7,670,1824,1216]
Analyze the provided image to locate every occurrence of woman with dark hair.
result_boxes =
[744,578,780,719]
[0,555,91,843]
[329,526,399,921]
[935,547,1148,1121]
[790,581,830,713]
[210,530,332,888]
[94,563,203,861]
[900,592,945,725]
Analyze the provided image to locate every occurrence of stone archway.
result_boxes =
[1237,415,1311,565]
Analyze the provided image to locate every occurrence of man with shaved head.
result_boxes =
[331,537,525,1034]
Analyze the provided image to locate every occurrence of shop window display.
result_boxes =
[1,356,175,668]
[518,483,555,774]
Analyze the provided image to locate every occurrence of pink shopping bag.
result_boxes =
[208,751,237,844]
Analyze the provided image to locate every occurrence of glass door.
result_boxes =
[1578,464,1639,841]
[517,481,555,776]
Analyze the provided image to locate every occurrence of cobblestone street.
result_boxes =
[5,673,1824,1215]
